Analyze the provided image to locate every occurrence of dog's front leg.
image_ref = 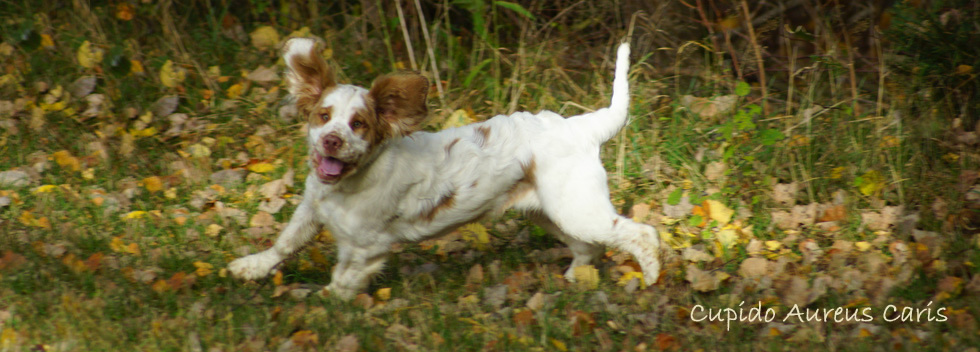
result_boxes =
[322,240,391,300]
[228,199,320,280]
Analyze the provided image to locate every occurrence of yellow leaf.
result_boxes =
[1,327,20,347]
[159,60,186,88]
[52,150,81,172]
[769,327,782,336]
[193,261,213,277]
[142,176,164,193]
[715,228,738,249]
[287,27,311,39]
[616,271,645,287]
[955,64,973,75]
[855,241,872,252]
[110,236,126,252]
[130,60,144,74]
[705,200,734,225]
[310,247,330,267]
[164,187,177,199]
[764,241,782,251]
[375,287,391,301]
[443,109,475,130]
[858,328,872,338]
[226,83,244,99]
[152,279,170,293]
[458,223,491,250]
[115,3,135,21]
[33,185,58,194]
[205,224,223,237]
[571,265,599,290]
[125,243,140,255]
[249,26,280,50]
[858,170,885,196]
[76,41,104,69]
[272,270,283,286]
[40,34,54,48]
[82,168,95,180]
[124,211,147,219]
[187,144,211,158]
[550,339,568,352]
[830,166,846,179]
[247,162,276,173]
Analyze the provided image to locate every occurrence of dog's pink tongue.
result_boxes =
[317,156,344,176]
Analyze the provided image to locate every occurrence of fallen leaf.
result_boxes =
[249,211,275,227]
[571,265,599,290]
[247,162,276,173]
[193,261,213,277]
[704,200,734,225]
[375,287,392,301]
[246,66,279,83]
[159,60,186,88]
[772,182,798,206]
[76,41,104,69]
[685,264,727,292]
[249,26,280,50]
[335,334,359,352]
[738,257,769,279]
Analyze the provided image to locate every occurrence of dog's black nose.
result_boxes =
[323,135,343,153]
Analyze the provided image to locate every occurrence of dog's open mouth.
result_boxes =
[314,155,348,183]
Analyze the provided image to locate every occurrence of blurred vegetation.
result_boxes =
[1,0,979,351]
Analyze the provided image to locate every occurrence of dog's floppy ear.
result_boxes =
[368,72,429,136]
[282,38,335,116]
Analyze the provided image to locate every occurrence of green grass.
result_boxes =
[1,1,979,351]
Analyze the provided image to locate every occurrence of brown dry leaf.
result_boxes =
[772,182,798,206]
[681,247,714,262]
[861,206,903,231]
[353,293,373,309]
[513,309,535,328]
[290,330,318,349]
[259,179,286,199]
[246,66,279,83]
[631,203,651,223]
[704,161,728,182]
[738,257,769,279]
[818,204,846,222]
[570,310,596,337]
[465,264,484,288]
[335,334,359,352]
[663,193,693,218]
[0,251,27,270]
[680,95,737,119]
[249,211,275,227]
[68,75,97,98]
[151,95,179,117]
[685,264,727,292]
[799,239,823,265]
[655,333,678,350]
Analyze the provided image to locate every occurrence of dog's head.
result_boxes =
[282,38,429,184]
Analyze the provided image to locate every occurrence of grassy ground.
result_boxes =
[1,1,979,351]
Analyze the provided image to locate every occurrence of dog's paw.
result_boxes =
[228,251,280,280]
[321,283,358,301]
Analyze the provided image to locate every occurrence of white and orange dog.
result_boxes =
[229,38,661,299]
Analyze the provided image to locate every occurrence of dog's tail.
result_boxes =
[568,42,631,145]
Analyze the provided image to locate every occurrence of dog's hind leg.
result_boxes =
[530,212,605,280]
[536,160,662,286]
[228,199,320,280]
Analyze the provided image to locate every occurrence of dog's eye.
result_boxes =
[320,112,331,122]
[351,121,364,129]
